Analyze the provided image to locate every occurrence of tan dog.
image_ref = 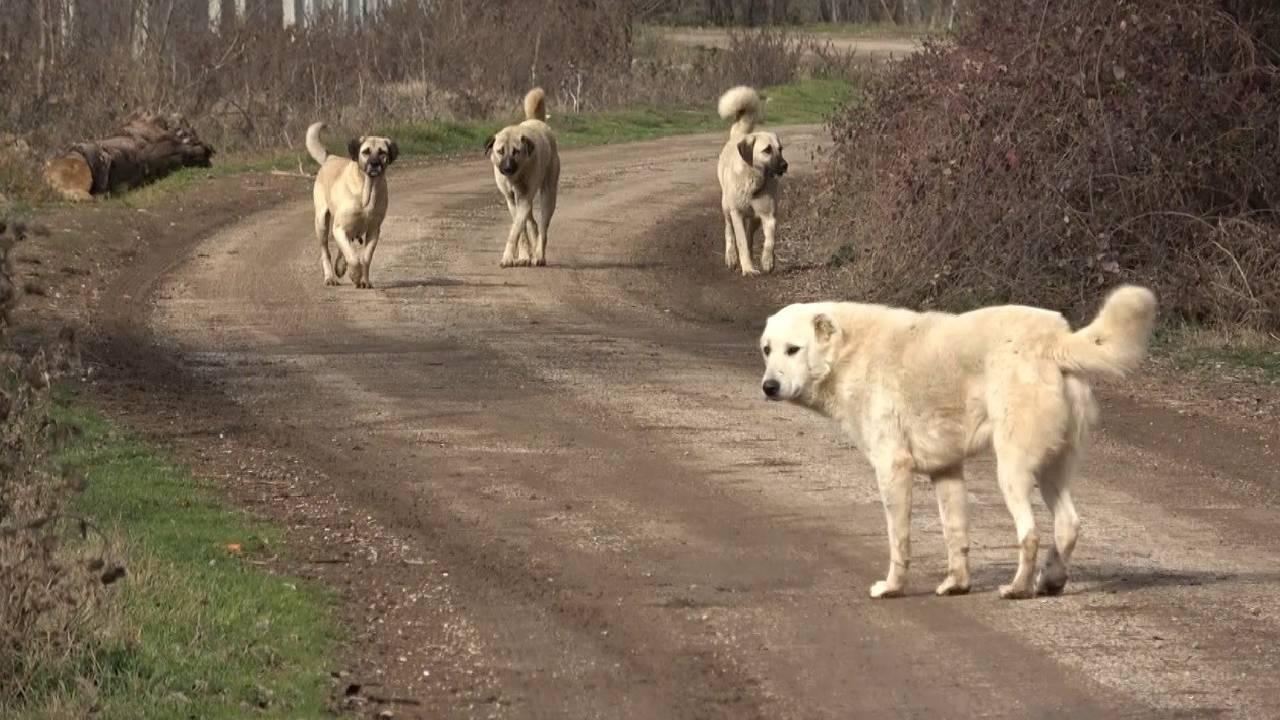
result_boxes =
[759,286,1158,600]
[306,123,397,288]
[717,86,787,277]
[484,88,560,268]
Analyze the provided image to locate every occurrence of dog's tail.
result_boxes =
[305,122,329,164]
[1054,285,1157,378]
[718,86,762,139]
[524,88,548,122]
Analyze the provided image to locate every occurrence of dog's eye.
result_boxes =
[763,147,772,155]
[785,345,801,356]
[762,346,771,356]
[362,148,371,155]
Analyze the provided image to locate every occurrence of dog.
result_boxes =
[758,286,1157,599]
[717,86,788,277]
[306,122,397,288]
[484,87,560,268]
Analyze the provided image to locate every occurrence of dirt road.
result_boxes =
[658,28,919,61]
[117,130,1280,718]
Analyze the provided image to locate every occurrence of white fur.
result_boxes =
[716,86,788,276]
[759,286,1157,599]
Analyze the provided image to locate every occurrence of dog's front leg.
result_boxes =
[316,213,339,286]
[722,209,738,269]
[501,200,533,268]
[728,209,758,276]
[331,226,363,286]
[760,214,778,274]
[519,218,536,265]
[357,225,381,289]
[871,453,914,598]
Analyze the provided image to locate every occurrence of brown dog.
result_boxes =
[306,122,397,288]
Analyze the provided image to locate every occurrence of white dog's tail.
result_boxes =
[305,122,328,164]
[524,88,548,122]
[718,86,762,139]
[1054,285,1157,378]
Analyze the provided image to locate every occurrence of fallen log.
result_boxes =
[42,112,215,201]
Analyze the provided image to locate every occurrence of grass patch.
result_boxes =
[1153,324,1280,383]
[9,402,337,719]
[397,77,853,152]
[81,77,853,207]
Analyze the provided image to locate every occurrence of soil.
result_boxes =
[10,127,1280,719]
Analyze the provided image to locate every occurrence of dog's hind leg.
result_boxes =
[1036,450,1081,596]
[993,445,1040,599]
[533,183,556,267]
[870,451,914,599]
[931,465,971,596]
[317,212,340,286]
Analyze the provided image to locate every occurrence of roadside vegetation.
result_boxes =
[0,217,335,718]
[790,0,1280,353]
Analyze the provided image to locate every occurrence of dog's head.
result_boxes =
[759,303,840,403]
[484,128,535,177]
[737,131,788,178]
[347,135,398,178]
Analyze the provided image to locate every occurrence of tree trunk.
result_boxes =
[41,112,216,201]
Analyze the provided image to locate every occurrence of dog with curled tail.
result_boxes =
[306,122,397,288]
[717,86,788,277]
[484,88,561,268]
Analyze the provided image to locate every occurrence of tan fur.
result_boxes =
[716,86,788,276]
[42,154,94,201]
[758,285,1157,599]
[306,122,398,288]
[485,88,560,268]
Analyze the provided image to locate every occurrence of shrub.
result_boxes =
[813,0,1280,329]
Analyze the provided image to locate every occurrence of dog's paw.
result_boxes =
[869,580,904,599]
[998,583,1035,600]
[324,276,341,287]
[356,280,372,289]
[740,267,761,278]
[761,257,775,273]
[935,576,971,596]
[499,256,517,268]
[1035,569,1068,596]
[533,257,547,267]
[724,253,738,269]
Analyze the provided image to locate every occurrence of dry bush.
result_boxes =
[807,0,1280,330]
[0,218,116,707]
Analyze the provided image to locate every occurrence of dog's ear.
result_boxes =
[813,313,837,342]
[521,135,535,156]
[737,138,753,166]
[347,137,363,161]
[386,140,399,165]
[483,135,495,156]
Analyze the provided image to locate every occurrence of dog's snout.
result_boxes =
[499,159,517,176]
[776,159,789,175]
[762,379,781,398]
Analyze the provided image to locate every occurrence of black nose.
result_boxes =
[762,379,781,397]
[499,160,517,175]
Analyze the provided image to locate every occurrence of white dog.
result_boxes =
[717,86,787,276]
[759,286,1157,599]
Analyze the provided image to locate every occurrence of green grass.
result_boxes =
[1153,324,1280,383]
[113,77,853,206]
[12,403,337,719]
